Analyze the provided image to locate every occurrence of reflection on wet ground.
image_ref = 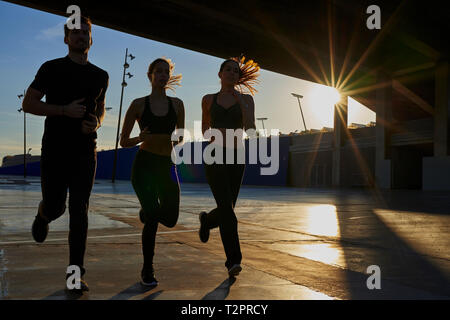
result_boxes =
[0,175,449,299]
[0,249,8,298]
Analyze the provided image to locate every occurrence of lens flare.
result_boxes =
[330,87,341,105]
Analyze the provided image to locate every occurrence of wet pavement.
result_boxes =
[0,175,449,300]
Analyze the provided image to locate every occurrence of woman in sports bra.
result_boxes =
[199,56,259,277]
[120,57,185,287]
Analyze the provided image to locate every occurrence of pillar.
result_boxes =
[332,96,348,187]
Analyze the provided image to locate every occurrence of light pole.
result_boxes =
[112,48,134,183]
[17,90,26,178]
[256,117,268,136]
[291,93,307,132]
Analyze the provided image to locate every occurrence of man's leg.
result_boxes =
[32,152,68,243]
[67,152,96,274]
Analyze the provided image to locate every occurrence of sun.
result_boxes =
[329,87,341,104]
[309,85,342,107]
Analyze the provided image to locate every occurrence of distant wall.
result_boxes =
[0,137,290,187]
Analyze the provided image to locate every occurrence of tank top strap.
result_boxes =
[213,92,219,106]
[167,96,174,112]
[144,95,151,113]
[167,96,177,118]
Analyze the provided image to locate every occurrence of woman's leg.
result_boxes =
[131,150,160,270]
[204,150,245,229]
[205,162,243,269]
[156,160,180,228]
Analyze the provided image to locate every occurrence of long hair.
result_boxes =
[220,55,260,95]
[147,57,182,92]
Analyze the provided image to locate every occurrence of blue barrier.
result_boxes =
[0,136,289,186]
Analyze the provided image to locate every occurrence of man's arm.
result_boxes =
[82,73,109,134]
[95,74,109,126]
[95,98,106,126]
[22,87,86,118]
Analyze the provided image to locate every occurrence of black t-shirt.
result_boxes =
[30,55,109,154]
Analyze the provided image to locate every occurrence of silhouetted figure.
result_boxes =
[23,16,109,293]
[199,56,259,277]
[120,58,184,286]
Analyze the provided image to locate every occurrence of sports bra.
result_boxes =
[210,93,243,129]
[138,95,177,134]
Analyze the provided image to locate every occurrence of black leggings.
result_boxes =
[40,150,96,269]
[131,149,180,269]
[204,148,245,269]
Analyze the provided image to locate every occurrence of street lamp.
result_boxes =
[112,48,134,183]
[17,90,26,178]
[256,117,268,136]
[291,93,307,132]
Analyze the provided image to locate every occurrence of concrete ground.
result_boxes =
[0,175,449,300]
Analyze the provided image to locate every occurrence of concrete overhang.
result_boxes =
[6,0,449,113]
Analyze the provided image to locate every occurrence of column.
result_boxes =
[423,60,450,190]
[375,73,393,189]
[332,96,348,187]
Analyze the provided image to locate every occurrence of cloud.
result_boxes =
[35,22,65,41]
[100,110,120,129]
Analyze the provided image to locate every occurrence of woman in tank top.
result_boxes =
[199,56,259,277]
[120,57,185,287]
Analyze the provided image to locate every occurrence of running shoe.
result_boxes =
[65,266,89,293]
[141,267,158,287]
[199,211,209,243]
[139,208,145,223]
[228,264,242,277]
[31,201,49,243]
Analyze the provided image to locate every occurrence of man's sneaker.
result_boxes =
[32,201,49,243]
[65,267,89,293]
[32,215,49,243]
[228,264,242,277]
[139,208,145,223]
[66,278,89,294]
[199,211,209,243]
[141,268,158,287]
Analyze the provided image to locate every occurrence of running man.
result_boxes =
[22,16,109,293]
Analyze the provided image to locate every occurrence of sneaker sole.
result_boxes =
[140,280,158,287]
[65,283,89,293]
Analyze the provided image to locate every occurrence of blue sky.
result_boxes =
[0,1,375,161]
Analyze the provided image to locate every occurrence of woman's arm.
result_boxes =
[242,94,256,130]
[120,99,142,148]
[201,95,212,135]
[173,98,185,146]
[232,91,256,130]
